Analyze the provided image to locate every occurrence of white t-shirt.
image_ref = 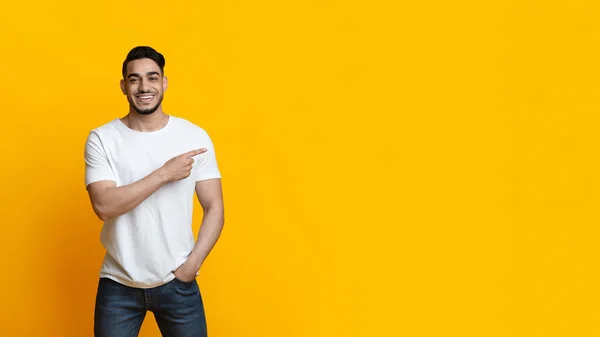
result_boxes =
[84,115,221,289]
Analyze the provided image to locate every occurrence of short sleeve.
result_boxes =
[193,131,222,182]
[84,131,116,187]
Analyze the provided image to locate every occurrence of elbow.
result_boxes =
[218,206,225,225]
[219,206,225,221]
[97,212,109,222]
[94,209,109,222]
[92,203,111,222]
[87,185,118,222]
[206,205,225,225]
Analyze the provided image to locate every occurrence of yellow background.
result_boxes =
[1,0,599,336]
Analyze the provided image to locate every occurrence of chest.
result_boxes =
[107,135,198,187]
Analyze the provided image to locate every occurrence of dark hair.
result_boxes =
[122,46,166,79]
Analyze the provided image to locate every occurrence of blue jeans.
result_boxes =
[94,277,208,337]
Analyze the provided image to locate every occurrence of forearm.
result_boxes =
[93,170,166,221]
[187,206,225,268]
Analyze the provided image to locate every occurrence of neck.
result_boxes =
[122,108,169,132]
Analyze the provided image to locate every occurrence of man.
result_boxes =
[84,46,225,337]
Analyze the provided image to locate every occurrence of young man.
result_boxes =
[84,46,224,337]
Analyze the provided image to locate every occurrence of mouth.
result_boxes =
[135,94,155,103]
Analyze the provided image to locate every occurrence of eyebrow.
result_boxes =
[127,71,161,79]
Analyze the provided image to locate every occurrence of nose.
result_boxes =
[138,78,149,92]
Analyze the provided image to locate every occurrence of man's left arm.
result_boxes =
[174,178,224,281]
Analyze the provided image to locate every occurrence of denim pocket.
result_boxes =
[172,276,196,287]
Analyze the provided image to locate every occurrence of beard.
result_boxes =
[128,92,164,115]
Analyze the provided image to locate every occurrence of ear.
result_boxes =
[120,79,126,95]
[163,76,168,92]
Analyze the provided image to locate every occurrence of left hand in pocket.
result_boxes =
[173,260,199,282]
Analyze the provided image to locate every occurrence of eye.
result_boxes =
[150,77,159,81]
[129,78,139,84]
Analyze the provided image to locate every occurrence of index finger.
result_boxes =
[182,148,207,157]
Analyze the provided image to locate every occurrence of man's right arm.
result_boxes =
[86,170,167,221]
[85,139,207,221]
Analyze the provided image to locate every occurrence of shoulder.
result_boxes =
[85,119,125,154]
[88,119,121,139]
[169,116,212,139]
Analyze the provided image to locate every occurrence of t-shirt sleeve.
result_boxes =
[84,131,116,187]
[193,131,222,181]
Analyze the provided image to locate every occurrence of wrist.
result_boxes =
[154,167,170,184]
[187,252,204,270]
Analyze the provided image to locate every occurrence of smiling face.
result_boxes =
[120,58,168,115]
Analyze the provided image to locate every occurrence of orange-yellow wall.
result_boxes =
[0,1,398,336]
[2,1,600,337]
